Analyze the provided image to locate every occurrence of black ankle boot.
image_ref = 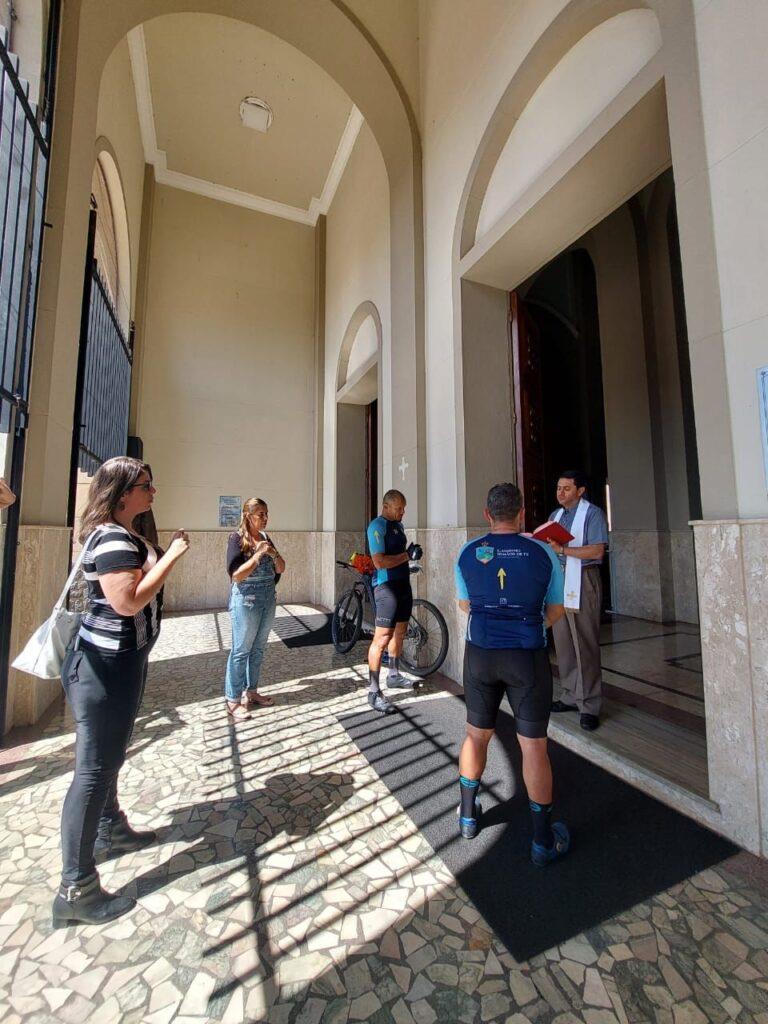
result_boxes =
[51,873,136,929]
[95,811,157,860]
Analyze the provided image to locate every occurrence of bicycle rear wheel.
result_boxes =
[400,599,449,677]
[331,588,363,654]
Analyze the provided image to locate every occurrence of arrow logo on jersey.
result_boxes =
[497,568,506,589]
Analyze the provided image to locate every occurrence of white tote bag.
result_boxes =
[12,531,100,679]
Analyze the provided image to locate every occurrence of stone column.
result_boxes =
[662,0,768,853]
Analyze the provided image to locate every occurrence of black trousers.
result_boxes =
[60,641,153,884]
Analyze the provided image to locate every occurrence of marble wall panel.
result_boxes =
[335,531,365,608]
[318,532,336,611]
[419,527,469,683]
[740,520,768,856]
[158,531,320,611]
[671,529,699,624]
[271,531,318,606]
[6,526,72,731]
[315,532,365,611]
[693,521,761,853]
[609,530,663,621]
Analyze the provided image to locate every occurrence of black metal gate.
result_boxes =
[68,204,133,512]
[0,4,61,733]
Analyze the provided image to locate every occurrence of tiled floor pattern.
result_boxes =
[1,607,768,1024]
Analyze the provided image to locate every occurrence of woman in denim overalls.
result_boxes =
[225,498,285,719]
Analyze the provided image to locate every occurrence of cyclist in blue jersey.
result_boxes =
[365,489,423,714]
[454,482,570,865]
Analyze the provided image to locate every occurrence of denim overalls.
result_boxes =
[224,550,276,700]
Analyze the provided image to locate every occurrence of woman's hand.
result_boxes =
[251,539,273,562]
[168,530,190,560]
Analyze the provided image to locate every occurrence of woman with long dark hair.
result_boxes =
[225,498,285,719]
[53,457,189,927]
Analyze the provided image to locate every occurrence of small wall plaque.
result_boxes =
[218,495,241,529]
[759,366,768,492]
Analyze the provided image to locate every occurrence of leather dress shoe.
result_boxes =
[580,713,600,731]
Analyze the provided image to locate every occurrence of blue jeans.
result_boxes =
[225,580,276,701]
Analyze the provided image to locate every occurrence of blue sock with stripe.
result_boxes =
[529,800,554,847]
[459,775,479,821]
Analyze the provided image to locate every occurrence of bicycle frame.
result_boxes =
[336,561,422,629]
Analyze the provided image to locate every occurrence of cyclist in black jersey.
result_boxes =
[365,489,422,714]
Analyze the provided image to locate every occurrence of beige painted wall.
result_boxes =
[22,0,422,534]
[136,185,317,531]
[346,0,420,128]
[585,209,657,533]
[324,124,390,529]
[96,36,145,319]
[336,404,367,533]
[477,10,662,237]
[418,1,735,529]
[459,279,514,521]
[9,0,47,105]
[689,2,768,519]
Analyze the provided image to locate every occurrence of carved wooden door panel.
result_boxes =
[510,291,547,531]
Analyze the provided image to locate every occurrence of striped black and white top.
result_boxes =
[78,524,164,654]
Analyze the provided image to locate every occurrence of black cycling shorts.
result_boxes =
[463,642,552,738]
[374,580,413,628]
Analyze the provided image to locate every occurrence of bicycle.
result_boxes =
[331,560,449,677]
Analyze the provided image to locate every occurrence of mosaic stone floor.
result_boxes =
[1,606,768,1024]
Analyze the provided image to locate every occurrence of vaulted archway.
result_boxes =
[24,0,425,527]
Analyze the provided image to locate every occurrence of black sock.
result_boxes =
[368,667,381,694]
[388,656,399,678]
[530,800,554,847]
[459,775,479,820]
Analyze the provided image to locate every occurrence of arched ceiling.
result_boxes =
[128,12,364,223]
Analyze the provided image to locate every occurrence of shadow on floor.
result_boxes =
[341,692,737,962]
[127,770,355,902]
[0,706,187,800]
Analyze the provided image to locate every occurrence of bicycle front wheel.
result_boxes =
[331,588,363,654]
[400,599,449,677]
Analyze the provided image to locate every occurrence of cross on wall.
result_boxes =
[398,456,409,481]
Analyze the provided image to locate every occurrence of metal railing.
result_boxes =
[0,25,49,433]
[77,261,133,476]
[0,3,60,736]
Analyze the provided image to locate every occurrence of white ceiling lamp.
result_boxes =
[239,96,273,133]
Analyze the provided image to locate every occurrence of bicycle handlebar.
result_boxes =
[335,558,422,576]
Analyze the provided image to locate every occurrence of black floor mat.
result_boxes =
[274,611,333,648]
[341,692,736,961]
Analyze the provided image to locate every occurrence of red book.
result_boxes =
[532,521,574,545]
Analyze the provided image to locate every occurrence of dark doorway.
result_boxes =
[511,249,611,604]
[365,399,378,523]
[512,250,609,518]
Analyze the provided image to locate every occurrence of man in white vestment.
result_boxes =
[546,470,609,731]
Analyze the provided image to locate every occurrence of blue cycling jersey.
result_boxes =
[455,532,564,650]
[367,515,410,587]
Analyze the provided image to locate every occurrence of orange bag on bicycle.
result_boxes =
[349,552,375,575]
